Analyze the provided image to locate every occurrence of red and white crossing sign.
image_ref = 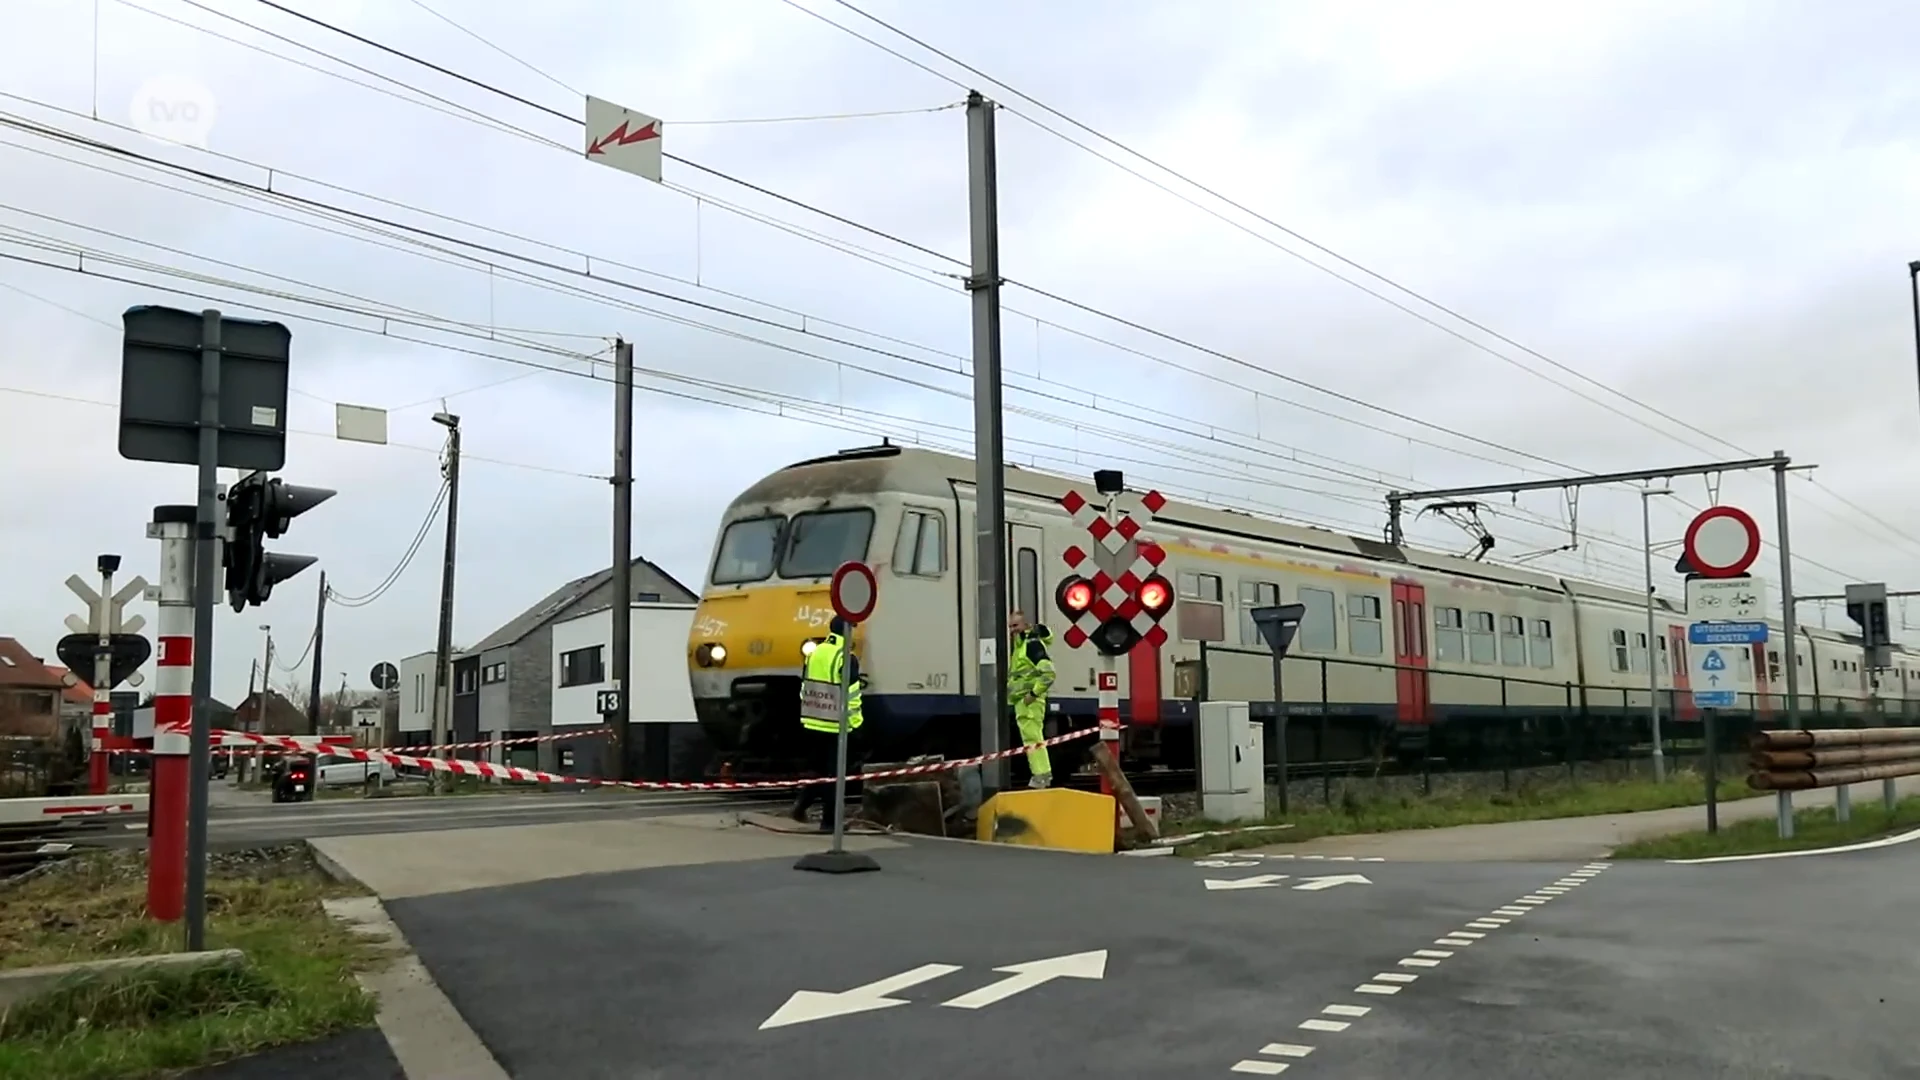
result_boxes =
[584,95,663,183]
[1056,488,1175,651]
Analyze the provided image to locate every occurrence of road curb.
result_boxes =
[310,841,510,1080]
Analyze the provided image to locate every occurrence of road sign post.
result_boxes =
[62,556,151,794]
[796,560,880,876]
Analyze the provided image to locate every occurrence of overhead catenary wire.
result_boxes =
[328,479,451,607]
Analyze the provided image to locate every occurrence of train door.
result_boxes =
[1669,626,1696,721]
[1391,581,1431,724]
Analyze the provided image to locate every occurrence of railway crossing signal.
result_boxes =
[1055,485,1175,658]
[1845,582,1893,670]
[223,470,334,611]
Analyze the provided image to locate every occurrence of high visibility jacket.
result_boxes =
[1009,629,1056,704]
[800,634,864,734]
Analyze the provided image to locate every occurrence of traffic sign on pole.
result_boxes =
[1682,505,1761,579]
[1689,634,1739,708]
[829,561,878,624]
[1688,620,1769,646]
[584,96,663,183]
[1685,576,1767,621]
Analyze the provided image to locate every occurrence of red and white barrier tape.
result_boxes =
[183,722,1102,791]
[105,728,610,756]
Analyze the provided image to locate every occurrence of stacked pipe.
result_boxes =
[1748,727,1920,791]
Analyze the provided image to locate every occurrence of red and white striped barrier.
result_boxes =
[181,722,1102,792]
[107,727,609,756]
[0,794,149,824]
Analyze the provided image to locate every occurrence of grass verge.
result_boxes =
[0,846,378,1080]
[1171,769,1724,857]
[1611,793,1920,860]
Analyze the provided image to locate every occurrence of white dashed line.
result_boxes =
[1223,861,1617,1074]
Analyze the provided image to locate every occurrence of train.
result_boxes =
[685,443,1918,779]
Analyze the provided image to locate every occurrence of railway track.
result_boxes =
[0,815,123,880]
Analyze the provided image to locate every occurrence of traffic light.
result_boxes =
[224,471,334,611]
[1845,582,1892,670]
[1055,572,1177,657]
[1055,576,1094,620]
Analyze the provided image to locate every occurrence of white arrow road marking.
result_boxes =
[758,963,961,1030]
[1204,873,1291,891]
[1291,873,1371,891]
[940,950,1107,1009]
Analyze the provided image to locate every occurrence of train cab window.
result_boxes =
[778,509,876,579]
[1499,616,1526,667]
[1298,587,1337,653]
[1177,571,1226,642]
[1433,607,1464,663]
[893,510,947,577]
[1239,580,1280,648]
[1015,547,1040,622]
[711,515,784,585]
[1530,620,1554,669]
[1466,611,1496,665]
[1609,629,1630,673]
[1348,594,1384,657]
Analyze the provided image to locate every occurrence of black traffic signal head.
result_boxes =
[1845,582,1891,650]
[1091,616,1140,657]
[224,471,334,610]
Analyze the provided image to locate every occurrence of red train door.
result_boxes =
[1392,581,1431,724]
[1670,626,1697,721]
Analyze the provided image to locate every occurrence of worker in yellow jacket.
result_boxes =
[1007,610,1055,789]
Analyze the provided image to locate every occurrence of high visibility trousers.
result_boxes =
[1014,700,1051,778]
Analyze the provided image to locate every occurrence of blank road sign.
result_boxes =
[119,306,292,471]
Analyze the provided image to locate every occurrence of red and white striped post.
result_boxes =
[88,563,115,793]
[147,507,195,922]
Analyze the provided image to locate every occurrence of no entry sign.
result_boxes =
[829,561,878,624]
[1683,505,1761,578]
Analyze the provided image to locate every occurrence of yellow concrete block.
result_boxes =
[976,788,1116,854]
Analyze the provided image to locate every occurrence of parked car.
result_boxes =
[315,754,396,788]
[271,755,314,803]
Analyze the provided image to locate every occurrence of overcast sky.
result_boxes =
[3,0,1918,706]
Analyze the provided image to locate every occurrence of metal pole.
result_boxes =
[966,89,1010,795]
[430,415,461,792]
[307,573,327,734]
[184,309,222,952]
[1641,490,1665,782]
[829,635,852,855]
[610,337,633,781]
[1773,450,1801,837]
[1909,261,1920,416]
[89,558,116,795]
[1269,649,1289,816]
[1703,708,1718,833]
[254,630,272,784]
[147,507,195,922]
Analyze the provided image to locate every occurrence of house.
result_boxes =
[41,665,97,729]
[231,689,310,736]
[0,637,64,739]
[456,557,695,773]
[549,601,710,779]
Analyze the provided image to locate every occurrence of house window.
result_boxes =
[1610,629,1630,673]
[559,646,605,687]
[1177,570,1225,642]
[1530,619,1554,669]
[1499,615,1526,667]
[1297,587,1337,653]
[456,666,477,695]
[1239,580,1280,648]
[893,509,947,577]
[1434,607,1464,663]
[481,663,507,685]
[1467,611,1496,665]
[1348,594,1384,657]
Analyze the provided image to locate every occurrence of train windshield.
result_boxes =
[711,516,784,585]
[778,508,875,579]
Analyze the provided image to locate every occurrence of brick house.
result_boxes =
[0,638,65,739]
[232,689,311,736]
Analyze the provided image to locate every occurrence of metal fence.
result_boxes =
[0,738,84,798]
[1177,642,1913,796]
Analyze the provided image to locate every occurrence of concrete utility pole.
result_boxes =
[1640,487,1673,781]
[430,411,462,793]
[609,337,634,781]
[306,572,327,735]
[966,89,1011,796]
[254,626,272,783]
[1908,261,1919,416]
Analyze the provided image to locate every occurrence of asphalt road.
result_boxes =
[183,1027,402,1080]
[382,839,1920,1080]
[92,789,787,849]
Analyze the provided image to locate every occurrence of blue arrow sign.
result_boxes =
[1688,620,1769,645]
[1701,649,1726,671]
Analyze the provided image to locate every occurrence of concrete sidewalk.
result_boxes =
[1252,775,1920,861]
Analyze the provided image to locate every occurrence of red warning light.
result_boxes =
[1137,576,1173,617]
[1061,579,1094,613]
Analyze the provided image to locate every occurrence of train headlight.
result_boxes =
[695,642,728,667]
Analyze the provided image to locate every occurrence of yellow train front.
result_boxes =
[687,445,983,778]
